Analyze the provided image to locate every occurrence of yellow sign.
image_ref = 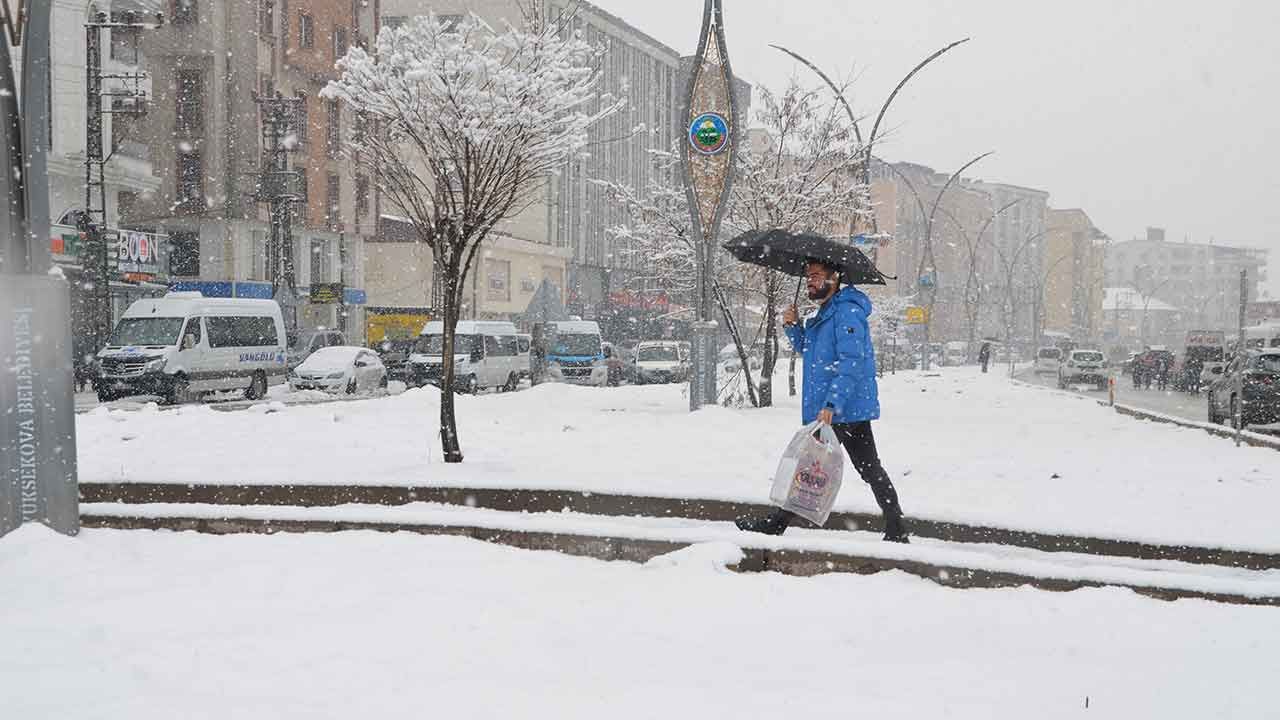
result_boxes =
[366,313,431,344]
[905,307,929,325]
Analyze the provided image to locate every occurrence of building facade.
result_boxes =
[1041,208,1108,345]
[1105,227,1269,336]
[129,0,369,344]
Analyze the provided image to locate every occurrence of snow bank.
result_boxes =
[0,529,1274,718]
[75,368,1280,551]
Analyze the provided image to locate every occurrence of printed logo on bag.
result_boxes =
[793,459,830,492]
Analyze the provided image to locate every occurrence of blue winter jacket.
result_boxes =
[784,286,881,425]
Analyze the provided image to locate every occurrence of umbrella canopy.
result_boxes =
[723,229,887,285]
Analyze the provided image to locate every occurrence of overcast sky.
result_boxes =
[588,0,1280,298]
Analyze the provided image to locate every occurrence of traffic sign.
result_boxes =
[905,307,929,325]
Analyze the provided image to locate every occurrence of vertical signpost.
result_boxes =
[681,0,739,411]
[1235,269,1247,447]
[1,0,80,539]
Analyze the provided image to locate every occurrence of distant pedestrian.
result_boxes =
[979,342,992,373]
[736,259,909,543]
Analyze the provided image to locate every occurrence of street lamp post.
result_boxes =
[681,0,739,411]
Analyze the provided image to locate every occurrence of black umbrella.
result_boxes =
[723,229,888,285]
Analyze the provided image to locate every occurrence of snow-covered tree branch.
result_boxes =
[324,11,623,463]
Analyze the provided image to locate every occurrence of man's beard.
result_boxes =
[808,282,832,300]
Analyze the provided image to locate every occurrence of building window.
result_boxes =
[293,91,309,144]
[325,99,340,157]
[175,150,205,210]
[172,0,197,25]
[382,16,407,30]
[326,174,341,230]
[117,191,138,223]
[333,26,348,60]
[299,13,314,48]
[175,69,203,136]
[310,238,330,284]
[259,1,274,37]
[252,230,268,281]
[487,259,511,302]
[355,175,369,218]
[170,231,200,276]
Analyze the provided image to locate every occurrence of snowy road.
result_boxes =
[1016,367,1211,423]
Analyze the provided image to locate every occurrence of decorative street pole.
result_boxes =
[0,0,80,538]
[681,0,739,411]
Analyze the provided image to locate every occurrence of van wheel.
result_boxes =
[379,375,389,389]
[244,371,268,400]
[166,375,188,406]
[503,373,518,393]
[346,377,358,395]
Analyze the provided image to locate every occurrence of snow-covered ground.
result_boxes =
[1,526,1275,719]
[77,368,1280,552]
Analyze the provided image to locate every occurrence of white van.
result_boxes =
[634,341,688,385]
[408,321,528,393]
[538,320,607,387]
[94,292,286,404]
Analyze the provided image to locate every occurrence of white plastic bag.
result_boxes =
[769,421,844,526]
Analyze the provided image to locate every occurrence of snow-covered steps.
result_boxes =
[81,482,1280,571]
[81,502,1280,607]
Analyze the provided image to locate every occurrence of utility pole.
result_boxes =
[1235,269,1248,446]
[83,10,158,352]
[253,92,305,340]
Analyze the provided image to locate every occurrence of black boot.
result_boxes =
[735,508,792,536]
[868,473,910,543]
[882,512,910,543]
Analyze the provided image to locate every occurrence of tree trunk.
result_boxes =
[439,265,464,464]
[759,273,780,407]
[713,280,759,407]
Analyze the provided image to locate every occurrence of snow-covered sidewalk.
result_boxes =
[77,368,1280,552]
[1,527,1275,719]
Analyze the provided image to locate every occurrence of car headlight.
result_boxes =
[145,357,166,372]
[326,372,345,380]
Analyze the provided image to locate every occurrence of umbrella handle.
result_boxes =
[792,278,803,307]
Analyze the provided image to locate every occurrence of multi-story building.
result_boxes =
[1041,208,1108,344]
[1106,227,1269,335]
[129,0,368,343]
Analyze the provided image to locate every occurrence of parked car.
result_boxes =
[1058,349,1110,391]
[288,328,347,372]
[289,346,387,394]
[1034,347,1063,375]
[409,321,527,393]
[994,347,1022,365]
[373,338,417,384]
[94,292,286,405]
[634,341,688,385]
[1206,349,1280,428]
[943,341,969,367]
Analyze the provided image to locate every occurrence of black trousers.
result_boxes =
[769,421,905,533]
[832,422,904,524]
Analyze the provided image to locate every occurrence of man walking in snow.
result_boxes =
[736,259,909,542]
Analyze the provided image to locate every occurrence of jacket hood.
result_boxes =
[829,286,873,317]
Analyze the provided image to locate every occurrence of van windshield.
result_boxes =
[638,346,680,362]
[417,334,480,355]
[108,317,185,347]
[551,334,601,357]
[1074,352,1104,362]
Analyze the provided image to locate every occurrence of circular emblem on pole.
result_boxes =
[689,112,730,155]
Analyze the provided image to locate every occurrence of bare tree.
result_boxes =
[992,229,1048,374]
[594,148,761,406]
[324,12,622,463]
